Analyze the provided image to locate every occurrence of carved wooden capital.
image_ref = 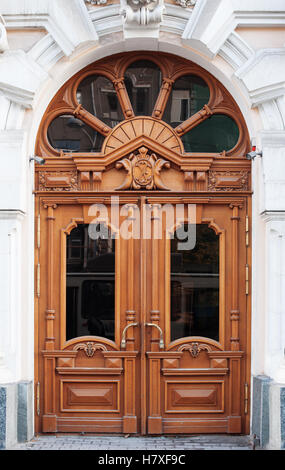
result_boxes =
[43,202,58,210]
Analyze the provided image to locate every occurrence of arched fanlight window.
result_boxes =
[40,52,249,158]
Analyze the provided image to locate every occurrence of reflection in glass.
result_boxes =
[124,60,162,116]
[77,75,124,128]
[171,224,219,342]
[182,114,239,153]
[66,224,115,342]
[47,115,104,152]
[164,75,210,127]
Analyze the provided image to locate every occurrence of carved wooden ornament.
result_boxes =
[73,342,108,357]
[178,342,212,358]
[115,146,171,190]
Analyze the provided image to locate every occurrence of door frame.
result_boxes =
[33,50,252,435]
[34,192,251,435]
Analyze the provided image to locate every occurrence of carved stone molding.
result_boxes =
[178,342,212,358]
[0,18,9,52]
[73,342,108,357]
[120,0,164,36]
[115,146,170,190]
[173,0,196,8]
[85,0,108,4]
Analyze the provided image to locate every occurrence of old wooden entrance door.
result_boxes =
[141,196,249,434]
[34,52,251,435]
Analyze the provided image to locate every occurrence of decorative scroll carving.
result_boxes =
[208,171,249,192]
[120,0,164,36]
[115,146,170,190]
[73,342,108,357]
[85,0,108,5]
[0,17,8,52]
[174,0,196,6]
[39,171,78,192]
[178,342,212,358]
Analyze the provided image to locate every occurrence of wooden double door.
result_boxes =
[36,193,250,435]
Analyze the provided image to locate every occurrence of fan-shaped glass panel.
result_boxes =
[47,115,104,153]
[182,114,239,153]
[124,60,162,116]
[77,75,124,128]
[164,75,210,127]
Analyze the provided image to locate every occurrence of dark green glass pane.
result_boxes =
[171,224,219,342]
[77,75,124,128]
[47,115,104,152]
[66,224,115,342]
[124,60,162,116]
[182,114,239,153]
[164,75,210,126]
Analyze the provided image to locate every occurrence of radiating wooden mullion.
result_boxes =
[152,78,174,120]
[175,104,213,136]
[73,104,111,136]
[113,78,135,120]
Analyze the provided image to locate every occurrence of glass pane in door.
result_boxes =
[66,224,115,342]
[171,224,219,342]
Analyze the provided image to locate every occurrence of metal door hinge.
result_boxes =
[37,263,40,297]
[244,383,249,414]
[37,214,40,249]
[245,264,249,295]
[36,382,40,416]
[245,215,249,246]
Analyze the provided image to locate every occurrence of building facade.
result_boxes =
[0,0,285,449]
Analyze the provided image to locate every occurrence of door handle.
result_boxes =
[145,322,164,349]
[121,322,139,348]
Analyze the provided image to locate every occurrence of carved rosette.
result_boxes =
[178,342,212,358]
[115,146,171,190]
[73,342,108,357]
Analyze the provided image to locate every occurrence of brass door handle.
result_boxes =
[121,322,139,348]
[145,322,164,349]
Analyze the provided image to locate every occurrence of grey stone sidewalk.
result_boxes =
[7,434,255,451]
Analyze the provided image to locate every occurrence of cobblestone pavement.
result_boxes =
[8,434,255,451]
